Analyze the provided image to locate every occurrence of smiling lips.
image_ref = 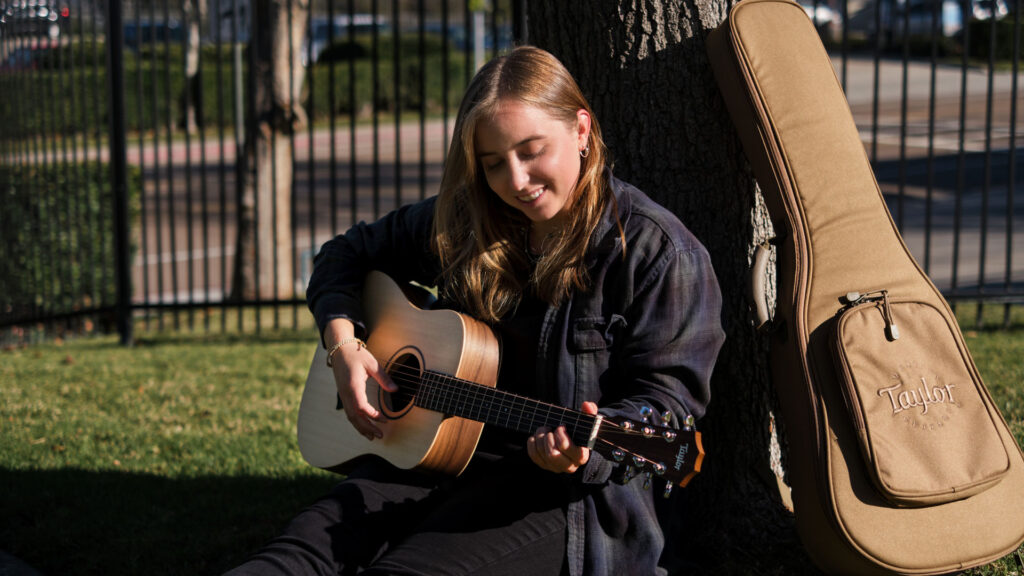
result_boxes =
[518,188,545,202]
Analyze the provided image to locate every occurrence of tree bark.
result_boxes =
[231,0,308,302]
[529,2,816,573]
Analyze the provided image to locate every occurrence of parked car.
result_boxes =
[799,0,843,41]
[304,14,389,65]
[899,0,964,38]
[123,19,184,49]
[0,0,68,39]
[878,0,1008,44]
[0,45,46,71]
[969,0,1009,20]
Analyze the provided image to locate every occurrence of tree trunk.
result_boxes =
[529,3,817,573]
[182,0,207,133]
[231,0,309,302]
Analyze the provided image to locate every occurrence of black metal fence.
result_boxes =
[1,0,1021,346]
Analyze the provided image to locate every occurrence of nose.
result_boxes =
[507,158,530,192]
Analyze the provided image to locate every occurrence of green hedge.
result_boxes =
[967,17,1022,61]
[1,35,474,140]
[0,163,141,327]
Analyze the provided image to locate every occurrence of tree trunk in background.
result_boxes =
[231,0,309,302]
[530,3,817,572]
[182,0,207,133]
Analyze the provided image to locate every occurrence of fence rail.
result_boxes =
[1,0,1021,345]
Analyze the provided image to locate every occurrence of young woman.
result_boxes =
[228,46,724,576]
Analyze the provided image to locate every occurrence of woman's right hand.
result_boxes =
[324,319,397,441]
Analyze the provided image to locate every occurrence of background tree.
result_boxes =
[182,0,207,133]
[529,3,817,573]
[231,0,309,302]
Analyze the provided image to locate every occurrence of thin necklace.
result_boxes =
[524,226,557,262]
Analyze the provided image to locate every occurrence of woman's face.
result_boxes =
[474,99,591,236]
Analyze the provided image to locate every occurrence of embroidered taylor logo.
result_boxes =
[877,378,957,416]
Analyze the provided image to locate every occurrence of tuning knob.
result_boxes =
[642,471,652,490]
[660,411,672,425]
[663,483,675,499]
[684,415,696,431]
[640,406,653,423]
[623,466,637,483]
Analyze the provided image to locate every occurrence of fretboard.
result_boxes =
[414,369,597,446]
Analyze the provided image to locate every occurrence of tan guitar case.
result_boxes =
[706,0,1024,573]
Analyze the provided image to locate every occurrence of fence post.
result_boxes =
[105,0,133,346]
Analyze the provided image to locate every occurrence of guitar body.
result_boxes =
[297,271,500,476]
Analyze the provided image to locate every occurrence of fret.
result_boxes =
[512,394,526,433]
[501,393,515,429]
[418,371,436,412]
[469,383,486,422]
[484,386,502,425]
[411,370,598,444]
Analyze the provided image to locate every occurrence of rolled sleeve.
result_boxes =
[306,197,440,345]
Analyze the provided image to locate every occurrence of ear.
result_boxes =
[575,108,592,151]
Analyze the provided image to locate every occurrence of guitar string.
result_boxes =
[378,362,597,442]
[380,362,673,439]
[384,367,594,441]
[356,362,693,481]
[372,363,688,446]
[382,370,689,481]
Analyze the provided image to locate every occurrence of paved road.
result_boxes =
[835,56,1024,294]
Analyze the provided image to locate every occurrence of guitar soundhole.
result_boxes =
[381,352,420,417]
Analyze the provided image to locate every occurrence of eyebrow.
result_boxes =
[476,135,546,158]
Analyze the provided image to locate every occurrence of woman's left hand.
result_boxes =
[527,401,599,474]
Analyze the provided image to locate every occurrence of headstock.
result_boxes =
[593,408,704,498]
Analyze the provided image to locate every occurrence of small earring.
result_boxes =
[580,146,590,159]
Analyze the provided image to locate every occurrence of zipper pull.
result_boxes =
[842,289,899,341]
[882,290,899,341]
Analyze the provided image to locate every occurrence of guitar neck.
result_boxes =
[414,370,598,446]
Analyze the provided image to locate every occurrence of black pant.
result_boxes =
[225,457,568,575]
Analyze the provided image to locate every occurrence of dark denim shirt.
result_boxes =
[307,172,725,576]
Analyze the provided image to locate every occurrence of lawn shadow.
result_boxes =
[1,468,337,575]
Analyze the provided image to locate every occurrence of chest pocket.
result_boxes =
[571,314,628,352]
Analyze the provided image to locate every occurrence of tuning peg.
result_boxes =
[640,406,653,423]
[623,466,637,483]
[642,471,652,491]
[662,483,674,499]
[660,411,672,424]
[652,462,666,476]
[663,430,677,443]
[632,455,646,467]
[684,415,696,431]
[611,449,625,462]
[621,421,634,431]
[642,425,655,438]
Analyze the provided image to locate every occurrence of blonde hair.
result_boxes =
[432,46,612,323]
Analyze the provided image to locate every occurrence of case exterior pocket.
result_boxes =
[832,297,1010,507]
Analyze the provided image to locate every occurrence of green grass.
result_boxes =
[1,305,1022,574]
[954,303,1024,576]
[0,323,337,574]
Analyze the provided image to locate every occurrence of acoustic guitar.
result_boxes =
[297,271,704,497]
